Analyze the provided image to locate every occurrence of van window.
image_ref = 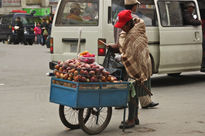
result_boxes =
[55,0,99,26]
[158,1,199,27]
[112,0,157,26]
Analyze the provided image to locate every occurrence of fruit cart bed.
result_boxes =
[50,77,129,108]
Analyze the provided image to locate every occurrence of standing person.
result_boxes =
[109,9,153,129]
[41,19,48,45]
[45,20,52,48]
[34,23,42,45]
[183,2,202,26]
[110,10,153,129]
[14,17,24,44]
[114,0,159,109]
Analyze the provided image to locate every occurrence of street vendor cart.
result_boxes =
[50,76,129,135]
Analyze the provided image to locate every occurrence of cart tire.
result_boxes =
[78,107,112,135]
[59,105,90,129]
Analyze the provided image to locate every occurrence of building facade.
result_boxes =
[0,0,50,15]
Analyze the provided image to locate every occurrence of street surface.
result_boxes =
[0,43,205,136]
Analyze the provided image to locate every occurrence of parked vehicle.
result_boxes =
[50,0,205,75]
[0,13,35,45]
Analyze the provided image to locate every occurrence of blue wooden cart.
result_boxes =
[50,77,129,135]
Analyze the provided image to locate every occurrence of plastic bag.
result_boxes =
[103,48,126,80]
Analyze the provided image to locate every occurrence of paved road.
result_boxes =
[0,43,205,136]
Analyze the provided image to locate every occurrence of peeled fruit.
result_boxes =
[60,73,64,79]
[107,75,112,81]
[101,76,106,82]
[59,67,63,72]
[63,74,69,80]
[74,70,78,76]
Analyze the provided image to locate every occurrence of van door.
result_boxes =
[155,0,202,73]
[52,0,101,62]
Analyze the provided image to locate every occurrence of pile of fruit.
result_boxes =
[78,51,95,64]
[54,58,118,83]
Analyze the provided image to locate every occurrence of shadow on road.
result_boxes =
[151,73,205,87]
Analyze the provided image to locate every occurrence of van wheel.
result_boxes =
[28,40,33,45]
[167,73,181,77]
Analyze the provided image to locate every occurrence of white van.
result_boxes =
[50,0,205,75]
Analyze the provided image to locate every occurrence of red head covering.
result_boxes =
[114,10,133,28]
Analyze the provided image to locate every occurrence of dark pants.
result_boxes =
[128,96,139,121]
[16,31,24,44]
[128,79,151,121]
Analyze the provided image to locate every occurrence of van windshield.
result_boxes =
[55,0,99,26]
[22,16,35,25]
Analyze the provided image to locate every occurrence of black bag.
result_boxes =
[103,48,127,80]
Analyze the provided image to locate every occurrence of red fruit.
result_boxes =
[90,76,97,82]
[80,70,84,75]
[85,64,91,68]
[62,69,67,73]
[66,67,71,71]
[57,61,61,64]
[89,70,95,76]
[70,68,75,73]
[95,68,100,75]
[84,70,89,76]
[81,76,87,82]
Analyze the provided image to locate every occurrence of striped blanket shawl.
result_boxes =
[119,19,152,83]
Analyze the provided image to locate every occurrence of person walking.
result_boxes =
[114,0,159,109]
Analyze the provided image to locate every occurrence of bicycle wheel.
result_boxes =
[59,105,90,129]
[78,107,112,135]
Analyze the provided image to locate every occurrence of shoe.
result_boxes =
[142,102,159,109]
[115,106,127,110]
[121,119,139,125]
[119,121,135,129]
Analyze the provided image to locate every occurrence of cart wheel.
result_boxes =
[59,105,90,129]
[78,107,112,135]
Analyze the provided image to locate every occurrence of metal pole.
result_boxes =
[77,28,82,56]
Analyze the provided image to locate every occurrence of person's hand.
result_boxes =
[106,43,118,49]
[200,20,202,24]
